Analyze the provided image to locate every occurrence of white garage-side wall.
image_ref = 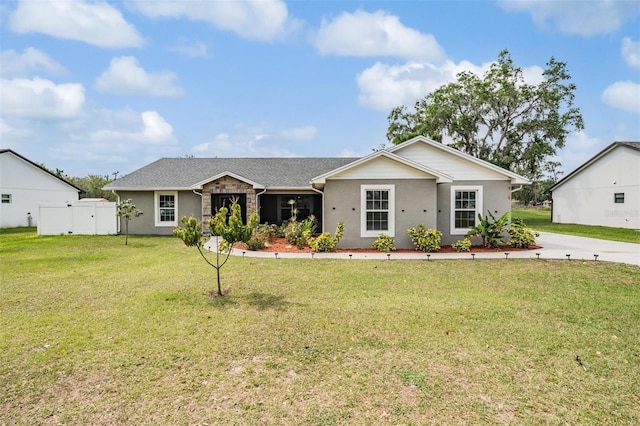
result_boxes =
[0,151,80,228]
[552,144,639,229]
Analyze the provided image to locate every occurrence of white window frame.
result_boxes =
[155,191,178,227]
[450,185,483,235]
[361,185,395,238]
[1,194,11,204]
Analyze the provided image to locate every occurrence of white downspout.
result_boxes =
[255,188,267,219]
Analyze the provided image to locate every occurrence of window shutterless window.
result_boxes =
[361,185,395,237]
[614,193,624,203]
[154,191,178,226]
[451,186,483,235]
[1,194,11,204]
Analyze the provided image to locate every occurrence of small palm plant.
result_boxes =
[466,211,510,248]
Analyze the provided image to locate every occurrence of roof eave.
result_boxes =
[190,171,265,190]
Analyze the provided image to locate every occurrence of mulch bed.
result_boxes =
[236,237,540,254]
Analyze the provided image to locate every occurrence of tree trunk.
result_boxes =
[216,243,222,296]
[125,219,129,245]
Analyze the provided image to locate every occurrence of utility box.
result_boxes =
[38,199,117,235]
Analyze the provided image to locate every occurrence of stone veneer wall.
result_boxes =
[201,176,257,225]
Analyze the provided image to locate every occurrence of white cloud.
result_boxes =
[357,59,546,111]
[602,81,640,113]
[129,0,300,42]
[555,132,603,175]
[83,110,175,145]
[499,0,639,36]
[0,47,66,77]
[51,109,177,169]
[621,37,640,69]
[0,77,85,119]
[315,10,444,61]
[356,60,487,111]
[280,125,317,140]
[95,56,184,97]
[139,111,174,143]
[192,132,293,157]
[9,0,143,48]
[169,39,209,58]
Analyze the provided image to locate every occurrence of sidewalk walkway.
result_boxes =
[205,233,640,266]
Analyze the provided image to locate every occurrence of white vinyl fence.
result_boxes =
[38,200,117,235]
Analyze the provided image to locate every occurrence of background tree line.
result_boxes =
[38,164,118,201]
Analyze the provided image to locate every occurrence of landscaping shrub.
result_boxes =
[309,222,344,252]
[452,237,472,252]
[283,216,317,248]
[466,211,510,248]
[246,235,267,251]
[407,224,442,252]
[255,223,278,242]
[508,218,539,248]
[372,234,396,252]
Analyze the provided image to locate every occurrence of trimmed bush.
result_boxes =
[452,238,472,252]
[508,218,539,248]
[407,224,442,252]
[372,234,396,252]
[309,222,344,252]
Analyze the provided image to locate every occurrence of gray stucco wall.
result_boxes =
[436,180,512,245]
[116,190,201,235]
[323,179,437,249]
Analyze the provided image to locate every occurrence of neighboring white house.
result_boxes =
[550,141,640,230]
[0,149,81,228]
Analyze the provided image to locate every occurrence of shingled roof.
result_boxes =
[104,157,359,190]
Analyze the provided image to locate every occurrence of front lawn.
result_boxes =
[1,229,638,424]
[512,208,640,244]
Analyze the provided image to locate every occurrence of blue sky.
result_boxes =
[1,0,639,179]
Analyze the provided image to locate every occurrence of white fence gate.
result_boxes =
[38,201,117,235]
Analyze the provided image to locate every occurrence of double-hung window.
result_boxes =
[451,186,483,235]
[361,185,395,237]
[614,193,625,203]
[155,191,178,226]
[1,194,11,204]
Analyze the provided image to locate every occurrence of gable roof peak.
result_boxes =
[389,135,530,184]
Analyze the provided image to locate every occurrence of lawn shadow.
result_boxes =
[242,292,301,311]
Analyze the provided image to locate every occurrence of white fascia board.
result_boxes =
[389,135,531,185]
[190,171,265,189]
[264,187,315,191]
[310,150,453,183]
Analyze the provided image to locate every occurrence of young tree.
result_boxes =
[387,49,584,184]
[116,199,143,245]
[173,202,259,297]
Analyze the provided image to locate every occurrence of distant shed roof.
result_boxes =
[104,157,359,190]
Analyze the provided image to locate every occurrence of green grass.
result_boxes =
[1,228,639,424]
[512,208,640,244]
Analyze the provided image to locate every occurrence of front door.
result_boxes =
[212,194,247,223]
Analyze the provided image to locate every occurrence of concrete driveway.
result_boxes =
[532,232,639,266]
